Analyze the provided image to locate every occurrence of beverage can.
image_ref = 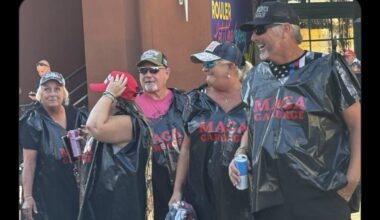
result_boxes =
[235,154,248,190]
[67,129,81,157]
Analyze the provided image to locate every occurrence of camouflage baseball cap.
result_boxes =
[136,49,168,67]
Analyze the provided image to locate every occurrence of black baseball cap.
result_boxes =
[240,2,299,32]
[39,71,65,86]
[190,41,243,67]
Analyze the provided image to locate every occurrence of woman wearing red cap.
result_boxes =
[80,71,153,220]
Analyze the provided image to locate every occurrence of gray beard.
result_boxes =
[144,83,158,92]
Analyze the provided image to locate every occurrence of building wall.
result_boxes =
[138,0,211,92]
[19,0,85,105]
[82,0,141,109]
[83,0,212,108]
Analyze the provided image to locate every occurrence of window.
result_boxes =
[284,0,360,57]
[299,17,355,54]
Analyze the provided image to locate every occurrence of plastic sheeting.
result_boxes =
[19,105,88,220]
[165,201,197,220]
[78,101,152,220]
[183,84,251,220]
[241,52,361,212]
[149,89,187,184]
[146,89,187,219]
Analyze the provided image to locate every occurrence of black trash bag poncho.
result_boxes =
[182,84,251,220]
[145,88,187,219]
[148,88,186,185]
[241,51,361,212]
[78,100,152,220]
[19,105,88,220]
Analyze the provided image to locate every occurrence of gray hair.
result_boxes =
[36,85,70,106]
[291,25,303,45]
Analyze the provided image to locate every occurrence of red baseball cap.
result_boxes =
[89,71,138,101]
[343,50,355,57]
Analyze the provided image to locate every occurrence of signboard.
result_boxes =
[210,0,253,62]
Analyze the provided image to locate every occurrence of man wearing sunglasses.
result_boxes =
[135,49,187,220]
[228,2,361,220]
[28,60,51,101]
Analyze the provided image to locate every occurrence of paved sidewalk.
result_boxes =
[351,210,360,220]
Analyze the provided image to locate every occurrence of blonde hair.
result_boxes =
[217,60,254,81]
[237,61,253,81]
[36,84,70,106]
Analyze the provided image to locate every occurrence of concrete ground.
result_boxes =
[351,209,361,220]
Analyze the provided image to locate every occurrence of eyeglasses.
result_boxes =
[253,23,284,36]
[203,60,222,69]
[138,66,166,75]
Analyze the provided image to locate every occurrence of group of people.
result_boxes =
[20,2,361,220]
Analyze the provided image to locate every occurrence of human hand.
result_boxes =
[228,158,240,186]
[78,125,89,139]
[106,75,127,98]
[28,92,37,101]
[168,191,182,207]
[337,178,360,202]
[22,196,38,220]
[228,156,252,187]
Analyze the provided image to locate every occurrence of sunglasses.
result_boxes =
[138,66,166,75]
[253,23,283,36]
[203,60,220,69]
[37,62,49,67]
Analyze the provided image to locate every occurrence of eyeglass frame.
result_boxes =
[253,23,285,36]
[138,66,166,75]
[203,60,218,69]
[203,60,234,70]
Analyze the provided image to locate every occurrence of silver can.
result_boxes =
[235,154,248,190]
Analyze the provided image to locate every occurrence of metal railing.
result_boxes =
[65,64,88,108]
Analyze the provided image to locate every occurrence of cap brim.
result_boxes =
[89,83,107,92]
[240,21,256,32]
[190,52,221,63]
[40,78,64,86]
[136,59,161,67]
[239,20,272,32]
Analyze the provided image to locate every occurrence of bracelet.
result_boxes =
[24,195,33,199]
[103,90,116,102]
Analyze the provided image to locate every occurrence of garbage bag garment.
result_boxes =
[19,104,88,220]
[78,101,152,220]
[241,51,361,212]
[146,88,187,219]
[182,84,251,220]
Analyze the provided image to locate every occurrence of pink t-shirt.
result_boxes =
[135,90,173,120]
